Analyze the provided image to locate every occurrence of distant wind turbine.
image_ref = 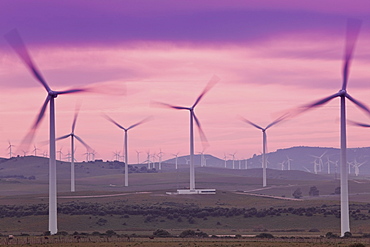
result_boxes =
[56,109,92,192]
[5,29,89,235]
[105,115,150,187]
[172,152,180,169]
[156,75,219,191]
[229,152,236,169]
[286,156,293,170]
[284,20,370,236]
[7,141,14,158]
[241,115,285,187]
[136,150,141,164]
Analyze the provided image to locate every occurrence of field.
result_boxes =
[1,156,370,246]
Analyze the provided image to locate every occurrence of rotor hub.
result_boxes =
[339,89,346,96]
[49,90,58,98]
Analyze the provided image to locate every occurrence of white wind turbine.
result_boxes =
[157,149,164,170]
[223,153,227,168]
[311,151,327,173]
[56,109,92,192]
[7,141,14,158]
[32,145,40,156]
[5,30,89,235]
[241,116,285,187]
[352,160,366,177]
[136,150,141,164]
[172,152,180,169]
[105,115,150,187]
[229,152,236,169]
[278,161,285,171]
[157,76,219,191]
[286,156,293,170]
[286,20,370,236]
[145,151,151,169]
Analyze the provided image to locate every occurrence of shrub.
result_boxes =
[153,229,171,237]
[255,233,274,238]
[348,244,365,247]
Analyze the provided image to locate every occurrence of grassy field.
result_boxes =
[1,160,370,239]
[2,236,370,247]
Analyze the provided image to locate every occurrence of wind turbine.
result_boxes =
[157,149,164,170]
[286,156,293,170]
[136,150,141,164]
[157,76,219,191]
[285,20,370,236]
[5,29,88,235]
[105,115,150,187]
[56,109,92,192]
[223,153,227,168]
[311,151,327,173]
[172,152,180,169]
[352,159,366,177]
[57,147,63,161]
[32,145,40,156]
[7,141,14,158]
[241,115,285,187]
[229,152,236,169]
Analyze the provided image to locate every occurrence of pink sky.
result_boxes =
[1,1,370,163]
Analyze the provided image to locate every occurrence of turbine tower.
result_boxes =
[286,20,369,236]
[157,76,219,191]
[56,109,92,192]
[105,115,150,187]
[5,29,88,235]
[241,115,285,187]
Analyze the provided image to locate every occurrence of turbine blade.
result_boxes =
[239,116,264,130]
[342,19,362,90]
[56,134,71,141]
[348,119,370,128]
[265,114,288,130]
[193,113,209,149]
[192,75,220,108]
[153,101,190,110]
[346,93,370,115]
[103,114,125,130]
[17,96,50,153]
[283,93,340,120]
[4,29,51,92]
[56,88,87,95]
[75,135,93,151]
[72,105,80,133]
[127,116,152,130]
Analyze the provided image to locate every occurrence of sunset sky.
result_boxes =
[1,1,370,164]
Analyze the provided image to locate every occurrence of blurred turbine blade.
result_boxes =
[193,113,209,149]
[56,134,71,141]
[56,88,86,95]
[103,114,125,130]
[265,114,288,130]
[16,96,50,153]
[152,101,190,110]
[346,93,370,115]
[239,116,264,130]
[348,119,370,128]
[127,116,152,130]
[4,29,51,92]
[342,19,362,90]
[192,75,220,108]
[75,135,93,152]
[72,105,81,133]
